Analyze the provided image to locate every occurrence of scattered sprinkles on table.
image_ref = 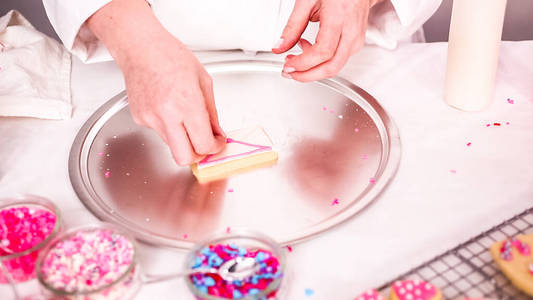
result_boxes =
[285,245,292,252]
[0,205,57,283]
[189,243,283,299]
[450,169,457,174]
[227,188,234,193]
[466,142,471,147]
[40,228,136,295]
[104,171,110,178]
[354,128,360,133]
[507,98,514,104]
[331,198,339,206]
[369,177,376,184]
[304,288,315,297]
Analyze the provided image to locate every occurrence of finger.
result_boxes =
[199,75,226,138]
[272,1,313,54]
[182,94,225,155]
[165,124,204,166]
[289,29,356,82]
[283,11,343,72]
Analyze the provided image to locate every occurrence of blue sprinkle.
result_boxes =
[201,247,212,255]
[192,256,203,269]
[305,288,315,297]
[229,243,238,249]
[251,275,259,284]
[248,288,260,295]
[255,252,266,262]
[208,254,223,267]
[204,277,216,287]
[197,286,208,294]
[259,262,267,269]
[233,290,243,299]
[233,280,243,287]
[238,247,247,256]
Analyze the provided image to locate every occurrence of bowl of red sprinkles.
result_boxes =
[185,230,286,300]
[0,195,62,284]
[36,223,141,300]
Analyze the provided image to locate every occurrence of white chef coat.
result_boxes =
[42,0,442,63]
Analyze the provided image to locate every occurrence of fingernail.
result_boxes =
[273,38,284,49]
[283,67,296,73]
[281,72,292,79]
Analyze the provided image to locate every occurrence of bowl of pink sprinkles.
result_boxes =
[36,224,141,300]
[0,195,62,284]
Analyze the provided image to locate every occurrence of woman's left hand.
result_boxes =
[273,0,383,82]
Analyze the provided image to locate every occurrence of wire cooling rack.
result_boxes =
[378,207,533,300]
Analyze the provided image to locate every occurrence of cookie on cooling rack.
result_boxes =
[389,279,442,300]
[490,234,533,296]
[355,289,385,300]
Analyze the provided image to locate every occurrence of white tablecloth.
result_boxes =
[0,41,532,299]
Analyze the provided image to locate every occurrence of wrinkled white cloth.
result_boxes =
[0,10,71,120]
[42,0,441,63]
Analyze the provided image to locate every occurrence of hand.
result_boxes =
[122,36,226,166]
[273,0,383,82]
[88,0,225,166]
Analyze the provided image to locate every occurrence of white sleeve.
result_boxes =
[42,0,114,63]
[366,0,442,49]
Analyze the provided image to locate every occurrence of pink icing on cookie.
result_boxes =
[500,237,531,261]
[355,289,384,300]
[199,138,272,166]
[392,280,436,300]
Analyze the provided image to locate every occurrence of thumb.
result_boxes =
[272,1,313,54]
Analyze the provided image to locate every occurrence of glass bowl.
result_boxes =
[184,230,286,300]
[0,195,62,284]
[36,223,141,300]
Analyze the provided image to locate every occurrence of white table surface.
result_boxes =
[1,41,532,299]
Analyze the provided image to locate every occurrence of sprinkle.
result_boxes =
[226,227,231,234]
[145,218,150,222]
[338,115,343,119]
[507,98,514,104]
[331,198,340,206]
[493,122,501,126]
[362,154,367,160]
[227,188,234,193]
[486,124,491,127]
[369,177,376,184]
[183,234,188,239]
[98,152,103,156]
[506,122,510,125]
[354,128,359,133]
[466,142,471,147]
[125,172,130,176]
[305,288,315,297]
[0,205,57,283]
[329,109,334,114]
[450,169,457,174]
[286,245,293,252]
[322,106,327,111]
[113,135,117,139]
[104,171,110,178]
[40,228,135,294]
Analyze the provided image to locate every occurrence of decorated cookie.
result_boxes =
[390,279,442,300]
[355,289,385,300]
[191,126,278,182]
[489,234,533,296]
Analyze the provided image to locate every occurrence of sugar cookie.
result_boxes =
[489,234,533,296]
[390,280,442,300]
[191,127,278,182]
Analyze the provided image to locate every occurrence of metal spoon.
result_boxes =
[141,256,259,284]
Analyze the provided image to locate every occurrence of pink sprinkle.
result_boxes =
[362,154,367,160]
[104,171,110,178]
[183,234,188,239]
[507,98,514,104]
[331,198,339,206]
[506,122,510,125]
[466,142,471,147]
[354,128,359,133]
[494,122,501,126]
[369,177,376,184]
[98,152,103,156]
[227,188,234,193]
[450,169,457,174]
[329,109,334,114]
[322,106,327,111]
[286,245,293,252]
[226,227,231,234]
[486,124,491,127]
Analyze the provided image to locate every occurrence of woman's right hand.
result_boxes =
[88,0,225,166]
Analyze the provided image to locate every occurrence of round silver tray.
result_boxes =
[69,60,400,250]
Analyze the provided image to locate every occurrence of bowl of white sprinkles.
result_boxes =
[36,223,141,300]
